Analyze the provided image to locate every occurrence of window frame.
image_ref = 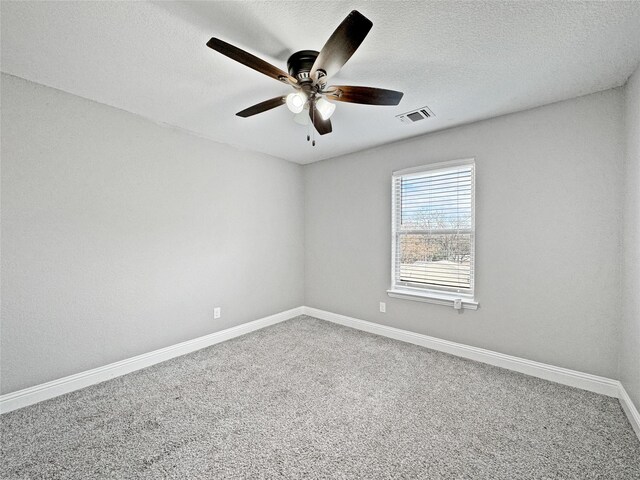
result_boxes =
[388,158,478,309]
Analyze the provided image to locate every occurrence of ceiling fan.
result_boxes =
[206,10,403,144]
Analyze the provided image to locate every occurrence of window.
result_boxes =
[388,159,477,309]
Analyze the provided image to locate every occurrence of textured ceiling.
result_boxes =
[2,1,640,164]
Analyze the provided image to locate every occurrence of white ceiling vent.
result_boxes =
[396,106,435,124]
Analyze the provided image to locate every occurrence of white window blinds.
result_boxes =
[392,160,475,296]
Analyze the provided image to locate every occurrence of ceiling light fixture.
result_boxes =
[286,92,307,114]
[315,97,336,120]
[293,109,310,125]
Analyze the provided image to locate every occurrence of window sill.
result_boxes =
[386,288,478,310]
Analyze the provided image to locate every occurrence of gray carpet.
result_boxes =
[1,316,639,479]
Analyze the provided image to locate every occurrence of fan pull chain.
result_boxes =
[311,104,316,146]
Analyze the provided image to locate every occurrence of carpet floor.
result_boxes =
[1,315,639,479]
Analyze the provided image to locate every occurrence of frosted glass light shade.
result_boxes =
[315,97,336,120]
[293,110,309,125]
[286,92,306,114]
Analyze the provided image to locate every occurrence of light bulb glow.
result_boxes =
[315,97,336,120]
[286,92,306,114]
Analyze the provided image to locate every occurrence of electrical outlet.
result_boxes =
[214,307,221,319]
[379,302,386,313]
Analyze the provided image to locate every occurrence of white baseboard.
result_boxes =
[0,306,303,414]
[302,307,620,397]
[618,383,640,439]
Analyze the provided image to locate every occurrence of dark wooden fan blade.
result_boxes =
[309,104,332,135]
[207,38,296,84]
[310,10,373,81]
[236,96,286,118]
[325,86,404,106]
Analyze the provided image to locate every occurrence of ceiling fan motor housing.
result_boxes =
[287,50,319,83]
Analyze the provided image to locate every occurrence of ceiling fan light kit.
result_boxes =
[286,91,307,114]
[315,97,336,120]
[293,110,310,126]
[206,10,404,145]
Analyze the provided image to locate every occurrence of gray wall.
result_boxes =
[2,72,634,399]
[304,89,624,379]
[621,64,640,409]
[0,74,304,394]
